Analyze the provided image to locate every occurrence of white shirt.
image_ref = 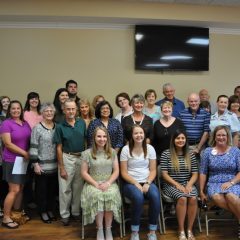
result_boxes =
[120,144,156,183]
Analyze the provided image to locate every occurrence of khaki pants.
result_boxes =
[58,153,83,219]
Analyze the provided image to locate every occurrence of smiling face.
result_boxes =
[132,100,144,113]
[217,97,228,114]
[163,86,175,100]
[59,91,69,104]
[230,101,240,113]
[63,101,77,120]
[1,97,10,111]
[95,129,107,148]
[42,107,55,121]
[132,126,145,144]
[161,102,173,117]
[100,104,110,118]
[215,128,228,147]
[174,133,186,149]
[9,102,22,119]
[146,92,156,105]
[29,97,40,109]
[188,93,200,112]
[80,103,90,117]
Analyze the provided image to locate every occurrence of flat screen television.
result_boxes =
[135,25,209,71]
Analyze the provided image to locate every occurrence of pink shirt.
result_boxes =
[24,111,43,129]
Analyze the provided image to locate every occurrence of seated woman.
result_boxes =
[200,125,240,239]
[161,130,198,240]
[81,126,121,240]
[120,125,160,240]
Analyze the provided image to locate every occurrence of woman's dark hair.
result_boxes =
[115,92,131,108]
[144,89,157,100]
[216,94,228,102]
[24,92,41,113]
[129,124,147,158]
[169,129,191,172]
[7,100,24,121]
[53,88,69,113]
[228,95,240,111]
[199,100,211,112]
[95,101,113,119]
[0,96,10,113]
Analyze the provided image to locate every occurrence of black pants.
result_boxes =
[0,165,8,206]
[35,172,58,213]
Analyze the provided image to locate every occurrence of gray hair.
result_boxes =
[40,102,56,114]
[63,98,77,108]
[162,83,174,91]
[130,94,145,105]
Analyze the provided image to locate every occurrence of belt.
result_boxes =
[63,152,81,157]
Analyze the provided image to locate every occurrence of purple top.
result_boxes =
[0,119,31,163]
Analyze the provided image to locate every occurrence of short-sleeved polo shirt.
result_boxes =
[53,119,86,153]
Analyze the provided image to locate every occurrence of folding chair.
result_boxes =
[157,165,202,234]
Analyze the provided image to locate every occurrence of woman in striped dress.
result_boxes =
[160,129,198,240]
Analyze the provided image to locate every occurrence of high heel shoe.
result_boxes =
[40,212,51,224]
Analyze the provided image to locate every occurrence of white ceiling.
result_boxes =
[140,0,240,6]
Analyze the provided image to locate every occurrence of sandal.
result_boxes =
[2,221,19,229]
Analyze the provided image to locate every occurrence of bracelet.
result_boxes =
[230,181,235,186]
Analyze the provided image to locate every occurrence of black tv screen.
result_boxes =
[135,25,209,71]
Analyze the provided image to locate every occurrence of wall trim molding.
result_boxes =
[0,21,240,34]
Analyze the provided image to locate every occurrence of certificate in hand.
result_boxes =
[12,156,29,174]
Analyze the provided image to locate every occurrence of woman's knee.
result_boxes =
[225,193,239,204]
[8,184,21,195]
[177,197,187,205]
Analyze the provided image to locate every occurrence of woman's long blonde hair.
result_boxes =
[91,126,112,160]
[169,130,191,172]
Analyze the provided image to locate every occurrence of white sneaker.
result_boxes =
[130,232,139,240]
[179,231,187,240]
[97,228,105,240]
[105,227,113,240]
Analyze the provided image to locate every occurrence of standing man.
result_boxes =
[199,88,217,114]
[65,79,80,106]
[156,83,185,117]
[179,93,210,157]
[53,99,86,226]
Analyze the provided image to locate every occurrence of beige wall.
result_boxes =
[0,28,239,113]
[0,0,240,113]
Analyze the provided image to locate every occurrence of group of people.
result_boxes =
[0,81,240,240]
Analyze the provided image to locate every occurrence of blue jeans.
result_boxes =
[123,182,161,232]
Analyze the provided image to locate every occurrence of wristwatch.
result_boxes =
[145,181,151,185]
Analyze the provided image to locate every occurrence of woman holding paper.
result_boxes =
[0,100,31,229]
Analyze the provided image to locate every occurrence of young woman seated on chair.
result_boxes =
[81,126,121,240]
[161,130,198,240]
[120,124,160,240]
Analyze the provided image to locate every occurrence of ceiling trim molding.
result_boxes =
[0,21,240,34]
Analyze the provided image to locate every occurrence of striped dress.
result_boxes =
[160,149,198,200]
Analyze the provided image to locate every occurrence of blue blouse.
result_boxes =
[87,118,124,149]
